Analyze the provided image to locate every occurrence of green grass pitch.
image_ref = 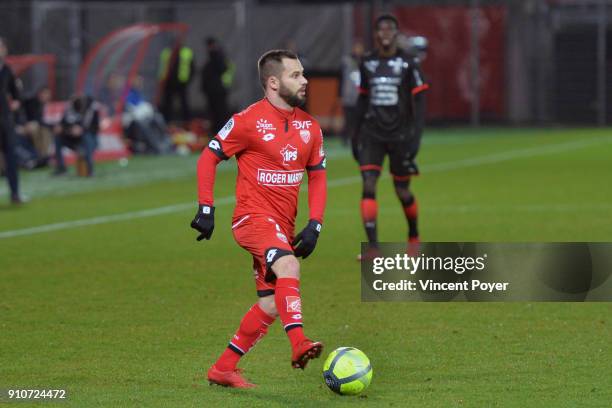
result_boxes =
[1,127,612,407]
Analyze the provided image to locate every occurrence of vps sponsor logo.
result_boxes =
[280,144,298,165]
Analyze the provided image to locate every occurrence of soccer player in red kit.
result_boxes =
[190,50,327,388]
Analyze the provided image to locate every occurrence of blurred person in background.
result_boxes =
[0,36,23,204]
[52,95,100,177]
[11,78,39,170]
[159,44,195,123]
[352,14,429,260]
[340,40,365,145]
[200,37,232,135]
[123,75,171,155]
[99,73,125,116]
[21,86,53,168]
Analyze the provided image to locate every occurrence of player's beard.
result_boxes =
[279,82,306,107]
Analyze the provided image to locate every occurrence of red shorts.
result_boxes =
[231,214,295,296]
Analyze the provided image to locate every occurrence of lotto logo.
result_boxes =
[266,249,278,263]
[286,296,301,313]
[209,140,221,151]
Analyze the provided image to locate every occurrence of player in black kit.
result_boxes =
[352,14,428,259]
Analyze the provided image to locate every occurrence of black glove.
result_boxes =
[292,219,322,259]
[190,205,215,241]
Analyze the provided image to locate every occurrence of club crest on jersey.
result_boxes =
[300,130,310,144]
[280,144,298,165]
[256,118,276,134]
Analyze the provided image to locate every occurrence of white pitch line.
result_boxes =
[1,136,610,240]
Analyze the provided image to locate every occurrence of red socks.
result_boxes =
[404,199,418,220]
[361,198,378,245]
[215,303,275,371]
[361,198,378,222]
[215,278,307,370]
[403,198,419,240]
[275,277,306,349]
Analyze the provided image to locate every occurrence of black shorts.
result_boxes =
[357,130,420,180]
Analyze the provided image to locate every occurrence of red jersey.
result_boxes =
[197,98,327,231]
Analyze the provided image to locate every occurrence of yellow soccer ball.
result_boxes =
[322,347,373,395]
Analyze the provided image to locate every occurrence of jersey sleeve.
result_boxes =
[357,60,369,96]
[206,114,249,160]
[306,126,327,223]
[408,60,429,95]
[306,126,326,172]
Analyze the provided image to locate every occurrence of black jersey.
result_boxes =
[0,63,20,122]
[358,49,428,141]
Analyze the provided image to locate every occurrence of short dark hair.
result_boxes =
[375,14,399,30]
[257,49,298,89]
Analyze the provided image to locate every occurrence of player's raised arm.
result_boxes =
[292,129,327,259]
[190,115,247,241]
